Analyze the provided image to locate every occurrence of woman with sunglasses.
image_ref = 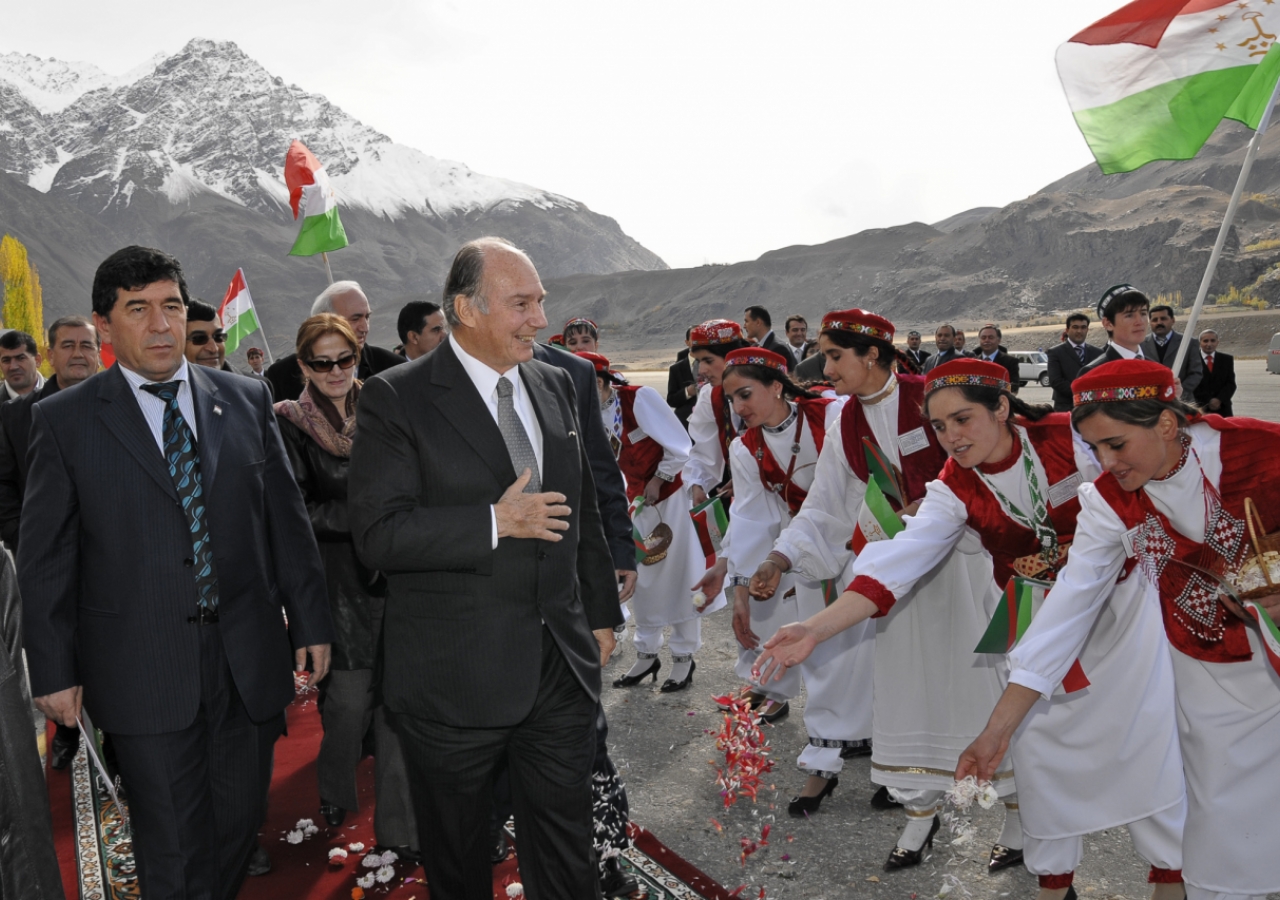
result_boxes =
[757,358,1186,897]
[953,360,1280,900]
[274,314,418,860]
[749,316,1012,871]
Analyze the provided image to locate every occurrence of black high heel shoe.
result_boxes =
[660,658,695,693]
[787,776,838,817]
[884,815,940,871]
[612,656,660,688]
[988,842,1025,871]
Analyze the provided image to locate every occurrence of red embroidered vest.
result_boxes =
[941,414,1084,588]
[739,397,833,517]
[1094,416,1280,664]
[840,375,948,504]
[615,385,683,504]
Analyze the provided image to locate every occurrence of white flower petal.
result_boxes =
[286,830,304,844]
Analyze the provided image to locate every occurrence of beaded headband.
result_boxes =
[724,348,789,374]
[563,317,598,334]
[820,310,894,343]
[925,358,1011,395]
[1071,359,1177,407]
[1072,384,1170,405]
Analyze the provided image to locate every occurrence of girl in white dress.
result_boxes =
[959,359,1280,900]
[750,313,1011,871]
[759,358,1186,896]
[575,351,725,692]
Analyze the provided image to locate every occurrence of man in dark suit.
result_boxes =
[348,237,623,900]
[0,315,99,770]
[666,327,698,427]
[1140,304,1203,401]
[743,306,796,369]
[904,330,931,371]
[1046,313,1104,411]
[1193,329,1236,417]
[922,324,964,373]
[21,246,334,900]
[975,324,1022,393]
[265,280,404,400]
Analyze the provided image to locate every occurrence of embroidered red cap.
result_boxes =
[820,308,894,343]
[574,350,611,372]
[548,333,564,346]
[690,319,744,349]
[925,358,1010,394]
[1072,359,1177,406]
[724,347,790,374]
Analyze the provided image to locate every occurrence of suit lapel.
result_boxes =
[188,366,225,491]
[520,361,570,491]
[430,342,518,486]
[97,366,179,501]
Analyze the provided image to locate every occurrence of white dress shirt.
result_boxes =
[450,335,544,547]
[1106,341,1143,360]
[119,359,199,451]
[4,372,45,402]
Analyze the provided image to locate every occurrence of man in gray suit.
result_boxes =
[348,237,623,900]
[21,246,334,900]
[1141,304,1202,400]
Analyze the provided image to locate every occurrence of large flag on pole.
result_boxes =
[218,268,261,355]
[1058,0,1280,174]
[284,140,350,256]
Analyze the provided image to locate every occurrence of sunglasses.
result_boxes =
[188,331,227,345]
[303,353,357,373]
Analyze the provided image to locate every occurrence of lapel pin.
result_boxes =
[568,430,576,438]
[213,405,223,416]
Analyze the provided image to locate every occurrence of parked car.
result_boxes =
[1269,332,1280,375]
[1010,350,1050,387]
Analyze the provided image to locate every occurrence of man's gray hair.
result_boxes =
[442,236,525,327]
[312,280,365,316]
[1199,328,1219,338]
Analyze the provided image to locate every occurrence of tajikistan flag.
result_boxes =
[284,140,350,256]
[218,268,261,354]
[1058,0,1280,174]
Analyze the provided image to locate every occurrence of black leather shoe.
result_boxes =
[491,830,509,864]
[320,803,346,827]
[247,842,271,876]
[375,844,422,865]
[884,815,940,871]
[787,776,837,817]
[757,699,790,723]
[50,727,79,771]
[988,843,1025,872]
[870,785,902,810]
[599,855,639,898]
[612,656,660,688]
[660,659,696,693]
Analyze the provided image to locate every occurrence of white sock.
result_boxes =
[898,811,937,851]
[668,655,693,684]
[623,655,659,680]
[998,799,1024,850]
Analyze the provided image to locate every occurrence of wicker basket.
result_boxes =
[639,504,673,566]
[1234,498,1280,600]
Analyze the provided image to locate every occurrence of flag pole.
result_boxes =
[1173,80,1280,378]
[320,252,334,285]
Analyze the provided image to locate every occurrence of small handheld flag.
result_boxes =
[850,438,906,554]
[690,496,729,568]
[976,577,1090,694]
[217,268,263,356]
[283,140,350,257]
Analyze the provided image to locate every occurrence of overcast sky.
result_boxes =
[4,0,1128,269]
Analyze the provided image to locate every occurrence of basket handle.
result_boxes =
[1243,498,1275,589]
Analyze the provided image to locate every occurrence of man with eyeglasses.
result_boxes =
[184,299,231,371]
[0,330,45,400]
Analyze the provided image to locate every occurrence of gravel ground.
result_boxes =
[602,609,1165,900]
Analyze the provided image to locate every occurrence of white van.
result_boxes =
[1010,351,1051,388]
[1269,333,1280,374]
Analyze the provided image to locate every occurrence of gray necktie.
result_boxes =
[496,375,540,492]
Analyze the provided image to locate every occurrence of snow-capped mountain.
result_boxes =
[0,38,664,348]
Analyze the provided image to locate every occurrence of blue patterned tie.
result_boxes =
[141,381,219,613]
[1076,343,1085,364]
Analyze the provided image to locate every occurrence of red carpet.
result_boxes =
[47,686,730,900]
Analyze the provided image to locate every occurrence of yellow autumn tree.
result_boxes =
[0,235,50,375]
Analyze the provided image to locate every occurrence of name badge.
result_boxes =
[1047,472,1083,509]
[898,427,929,456]
[627,425,648,444]
[1120,525,1141,558]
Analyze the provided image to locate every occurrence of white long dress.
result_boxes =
[603,385,726,630]
[724,401,842,703]
[771,414,877,776]
[837,383,1006,796]
[853,424,1184,843]
[1009,422,1280,898]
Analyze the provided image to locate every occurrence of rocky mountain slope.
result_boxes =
[0,39,664,347]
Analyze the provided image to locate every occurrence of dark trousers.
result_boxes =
[108,624,284,900]
[391,626,599,900]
